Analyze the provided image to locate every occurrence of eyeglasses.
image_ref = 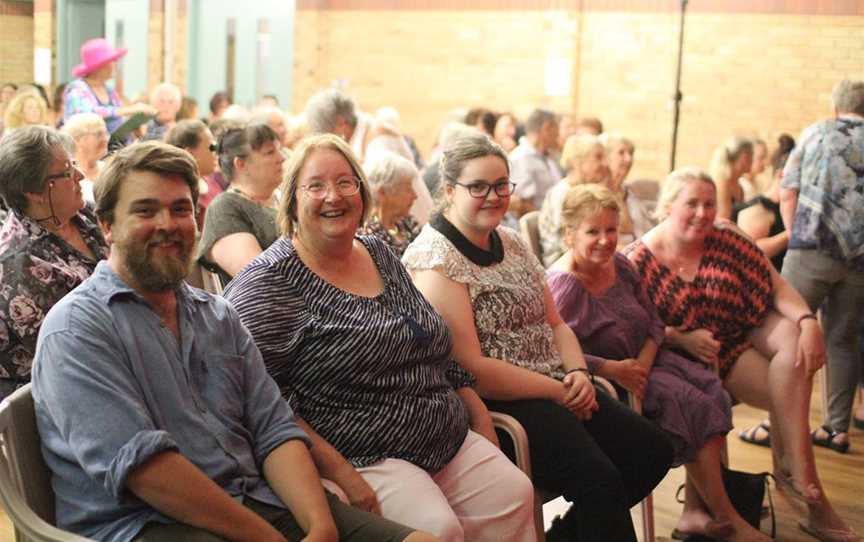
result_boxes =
[208,142,218,152]
[453,180,516,199]
[300,177,362,199]
[45,160,83,183]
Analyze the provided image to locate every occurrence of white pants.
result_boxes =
[355,431,536,542]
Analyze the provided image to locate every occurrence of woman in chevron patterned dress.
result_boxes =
[624,167,859,542]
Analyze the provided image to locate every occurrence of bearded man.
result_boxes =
[29,141,432,542]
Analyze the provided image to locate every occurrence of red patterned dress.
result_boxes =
[624,226,773,378]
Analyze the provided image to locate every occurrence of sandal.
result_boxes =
[799,521,862,542]
[739,420,771,447]
[811,425,850,454]
[773,469,821,505]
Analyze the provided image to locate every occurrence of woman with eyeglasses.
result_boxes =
[224,134,535,542]
[197,123,285,284]
[165,119,218,227]
[404,133,673,542]
[0,126,108,400]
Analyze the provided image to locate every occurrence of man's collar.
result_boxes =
[91,261,209,305]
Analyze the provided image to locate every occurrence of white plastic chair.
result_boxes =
[0,384,93,541]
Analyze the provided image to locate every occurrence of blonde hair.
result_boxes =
[62,113,105,139]
[559,134,603,175]
[278,133,371,237]
[3,91,48,130]
[655,167,715,221]
[560,184,621,235]
[708,136,752,186]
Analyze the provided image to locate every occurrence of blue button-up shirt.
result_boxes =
[31,262,309,542]
[782,115,864,270]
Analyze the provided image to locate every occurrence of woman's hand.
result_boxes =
[610,359,648,400]
[334,466,381,516]
[472,415,501,448]
[674,328,720,366]
[797,318,826,375]
[561,372,598,420]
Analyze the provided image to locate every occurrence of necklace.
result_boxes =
[231,187,275,208]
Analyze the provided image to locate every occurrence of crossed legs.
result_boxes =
[725,310,855,537]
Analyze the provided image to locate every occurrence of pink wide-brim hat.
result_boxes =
[72,38,128,78]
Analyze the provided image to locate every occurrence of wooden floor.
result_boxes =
[2,377,862,541]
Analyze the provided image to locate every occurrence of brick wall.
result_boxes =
[0,1,35,85]
[292,3,864,181]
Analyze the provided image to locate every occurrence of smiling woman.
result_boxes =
[404,133,674,542]
[225,133,536,541]
[0,126,108,399]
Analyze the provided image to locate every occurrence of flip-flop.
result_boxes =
[799,521,862,542]
[811,425,850,454]
[739,420,771,447]
[853,415,864,431]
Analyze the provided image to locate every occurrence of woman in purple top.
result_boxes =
[547,184,770,542]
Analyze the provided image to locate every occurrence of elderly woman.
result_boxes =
[405,133,673,542]
[62,113,109,204]
[538,134,612,265]
[224,134,535,542]
[548,184,768,541]
[142,82,182,141]
[197,123,284,283]
[3,90,49,133]
[165,119,218,226]
[359,151,420,256]
[63,38,155,139]
[0,126,108,399]
[624,167,859,542]
[708,136,753,220]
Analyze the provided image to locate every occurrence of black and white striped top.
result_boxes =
[224,236,473,471]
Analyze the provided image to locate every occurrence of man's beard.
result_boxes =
[125,233,195,292]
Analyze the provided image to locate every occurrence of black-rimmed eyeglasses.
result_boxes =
[45,160,83,183]
[453,180,516,199]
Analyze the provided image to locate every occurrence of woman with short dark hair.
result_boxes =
[197,123,284,282]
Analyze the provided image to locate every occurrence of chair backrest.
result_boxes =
[0,385,92,541]
[200,268,225,296]
[518,210,543,260]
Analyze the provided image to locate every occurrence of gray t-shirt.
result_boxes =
[197,190,279,283]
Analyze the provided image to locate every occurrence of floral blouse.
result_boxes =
[63,79,125,134]
[403,224,566,380]
[359,215,420,257]
[0,209,108,394]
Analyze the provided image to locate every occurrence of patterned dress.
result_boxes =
[403,223,566,380]
[359,215,420,258]
[0,208,108,398]
[548,254,732,465]
[623,226,773,378]
[224,236,473,471]
[62,79,125,135]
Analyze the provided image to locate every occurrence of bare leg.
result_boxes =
[685,436,771,541]
[733,311,856,536]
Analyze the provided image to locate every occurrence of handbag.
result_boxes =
[675,466,775,540]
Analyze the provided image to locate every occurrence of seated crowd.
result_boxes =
[1,44,863,542]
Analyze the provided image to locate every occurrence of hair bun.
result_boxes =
[777,134,795,154]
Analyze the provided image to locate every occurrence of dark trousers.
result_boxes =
[488,389,674,542]
[133,493,413,542]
